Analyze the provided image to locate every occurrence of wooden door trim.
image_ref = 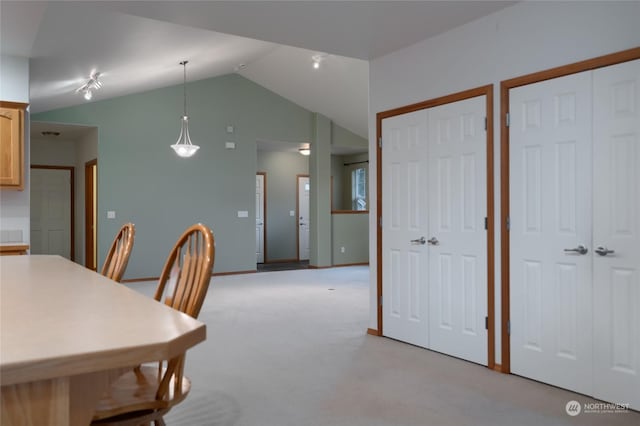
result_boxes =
[295,174,309,262]
[30,165,75,261]
[85,159,97,271]
[376,84,495,369]
[499,46,640,374]
[257,172,267,263]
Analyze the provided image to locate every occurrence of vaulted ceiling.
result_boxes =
[1,1,514,138]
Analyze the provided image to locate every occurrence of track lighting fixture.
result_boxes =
[76,71,102,101]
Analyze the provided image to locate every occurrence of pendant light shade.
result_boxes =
[171,61,200,158]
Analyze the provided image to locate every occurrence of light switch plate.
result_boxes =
[225,142,236,149]
[226,125,234,133]
[237,210,249,218]
[289,210,295,217]
[107,211,116,219]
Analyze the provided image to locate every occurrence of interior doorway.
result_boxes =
[256,172,266,264]
[85,159,97,270]
[297,175,310,261]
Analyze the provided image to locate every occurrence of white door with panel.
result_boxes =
[510,59,639,409]
[382,110,429,348]
[510,71,593,394]
[256,173,265,263]
[30,168,72,259]
[427,97,488,365]
[592,59,640,409]
[298,176,310,261]
[382,97,488,363]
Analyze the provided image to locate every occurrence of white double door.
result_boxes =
[382,96,488,365]
[510,59,639,409]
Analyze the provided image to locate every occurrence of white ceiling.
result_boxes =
[1,1,515,139]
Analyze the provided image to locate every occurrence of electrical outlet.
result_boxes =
[340,246,345,253]
[107,211,116,219]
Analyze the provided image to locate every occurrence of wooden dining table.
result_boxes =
[0,255,207,426]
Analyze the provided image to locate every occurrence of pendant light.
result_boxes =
[171,60,200,158]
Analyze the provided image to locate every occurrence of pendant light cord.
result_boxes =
[181,60,188,117]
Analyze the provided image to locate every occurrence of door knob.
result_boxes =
[427,237,439,246]
[564,245,588,255]
[410,236,426,245]
[595,246,615,256]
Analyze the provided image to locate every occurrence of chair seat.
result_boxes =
[92,365,191,424]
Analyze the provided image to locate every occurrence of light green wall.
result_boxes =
[330,155,344,210]
[309,114,332,267]
[33,74,313,278]
[332,213,369,265]
[257,150,308,261]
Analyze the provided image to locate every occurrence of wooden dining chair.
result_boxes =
[101,223,136,282]
[91,223,215,426]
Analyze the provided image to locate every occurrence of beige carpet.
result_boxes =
[127,267,638,426]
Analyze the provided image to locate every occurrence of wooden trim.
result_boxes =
[499,47,640,375]
[120,277,159,283]
[212,270,257,277]
[492,364,503,373]
[0,101,29,110]
[331,210,369,215]
[376,84,495,368]
[85,159,97,271]
[31,165,75,262]
[0,244,29,255]
[367,328,381,336]
[295,174,309,262]
[332,262,369,267]
[257,172,267,263]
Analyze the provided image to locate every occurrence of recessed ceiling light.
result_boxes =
[234,63,247,72]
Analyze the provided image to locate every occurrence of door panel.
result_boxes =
[298,176,310,261]
[593,58,640,409]
[256,174,265,263]
[30,168,72,259]
[428,96,487,365]
[510,71,593,395]
[382,110,429,347]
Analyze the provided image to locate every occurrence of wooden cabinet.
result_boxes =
[0,245,29,256]
[0,101,27,190]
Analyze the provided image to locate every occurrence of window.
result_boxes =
[351,167,367,210]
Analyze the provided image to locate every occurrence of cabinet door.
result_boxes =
[0,104,25,189]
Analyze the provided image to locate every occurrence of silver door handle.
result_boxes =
[595,246,615,256]
[427,237,439,246]
[410,237,426,245]
[564,245,588,255]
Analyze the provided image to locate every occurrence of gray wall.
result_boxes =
[257,150,308,262]
[332,213,369,265]
[34,74,314,278]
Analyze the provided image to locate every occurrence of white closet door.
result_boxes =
[382,110,429,348]
[30,168,72,259]
[509,71,593,395]
[593,58,640,410]
[427,96,488,365]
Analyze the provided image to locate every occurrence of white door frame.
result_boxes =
[500,47,640,374]
[375,85,496,369]
[30,165,75,261]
